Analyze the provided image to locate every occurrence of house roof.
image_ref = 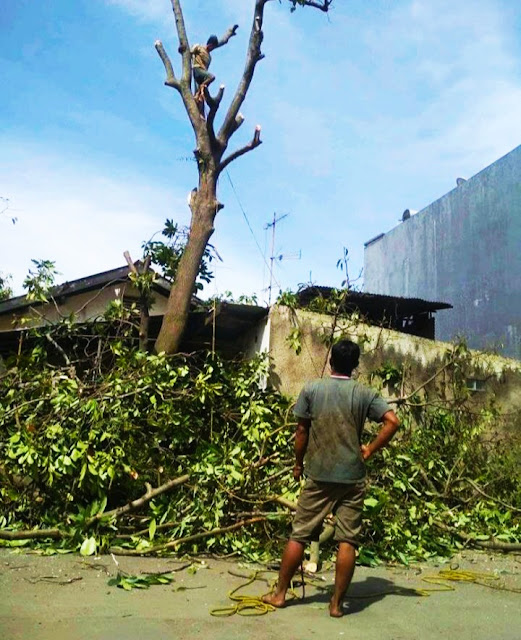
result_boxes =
[296,286,452,317]
[0,264,172,317]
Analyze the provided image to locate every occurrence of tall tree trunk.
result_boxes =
[155,173,219,354]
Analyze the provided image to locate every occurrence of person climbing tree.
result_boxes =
[191,26,238,104]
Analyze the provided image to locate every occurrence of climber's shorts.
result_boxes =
[193,67,214,85]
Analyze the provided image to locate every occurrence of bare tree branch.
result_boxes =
[0,474,191,541]
[219,125,262,173]
[453,477,521,514]
[86,473,190,525]
[218,0,268,145]
[388,359,455,405]
[215,24,239,48]
[163,0,210,145]
[154,40,181,90]
[0,528,63,541]
[170,0,191,84]
[205,85,225,150]
[108,516,266,556]
[432,520,521,552]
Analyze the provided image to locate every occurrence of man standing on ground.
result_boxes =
[263,339,400,617]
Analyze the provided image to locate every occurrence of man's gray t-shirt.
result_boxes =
[294,377,390,484]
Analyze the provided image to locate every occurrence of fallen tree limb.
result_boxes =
[0,528,64,541]
[114,520,184,540]
[108,516,266,556]
[87,473,190,525]
[433,520,521,551]
[452,478,521,514]
[388,359,455,405]
[270,495,297,511]
[0,474,190,542]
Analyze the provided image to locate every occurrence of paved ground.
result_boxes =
[1,549,520,639]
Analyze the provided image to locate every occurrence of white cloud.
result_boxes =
[346,0,521,185]
[0,140,189,294]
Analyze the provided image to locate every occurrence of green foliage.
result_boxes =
[276,289,299,308]
[22,259,58,303]
[355,402,521,564]
[371,362,403,387]
[212,291,259,306]
[108,571,176,590]
[286,327,302,355]
[0,272,13,301]
[143,219,220,291]
[0,319,294,559]
[0,316,520,565]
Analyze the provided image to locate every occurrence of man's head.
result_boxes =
[206,35,218,51]
[330,339,360,376]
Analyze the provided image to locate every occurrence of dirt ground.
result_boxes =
[1,549,520,640]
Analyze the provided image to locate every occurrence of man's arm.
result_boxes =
[361,410,400,461]
[293,417,311,480]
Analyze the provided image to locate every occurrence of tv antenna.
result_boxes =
[264,212,301,305]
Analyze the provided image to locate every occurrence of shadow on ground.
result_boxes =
[287,576,419,614]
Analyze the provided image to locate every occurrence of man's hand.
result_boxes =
[293,464,304,480]
[362,411,400,461]
[232,24,239,36]
[360,444,371,461]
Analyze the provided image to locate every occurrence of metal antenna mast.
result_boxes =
[264,212,300,305]
[265,212,288,305]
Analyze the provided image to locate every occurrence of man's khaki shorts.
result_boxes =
[290,477,366,547]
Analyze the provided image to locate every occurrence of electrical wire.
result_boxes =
[225,170,282,293]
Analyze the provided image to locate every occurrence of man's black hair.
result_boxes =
[330,339,360,376]
[207,35,219,48]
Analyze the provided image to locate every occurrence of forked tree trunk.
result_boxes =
[153,0,331,354]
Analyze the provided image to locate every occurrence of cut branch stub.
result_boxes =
[219,125,262,173]
[155,40,180,90]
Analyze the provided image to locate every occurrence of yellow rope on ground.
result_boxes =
[209,567,520,616]
[209,570,302,617]
[419,568,521,596]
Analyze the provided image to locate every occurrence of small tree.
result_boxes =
[153,0,332,354]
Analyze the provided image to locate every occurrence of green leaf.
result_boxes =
[80,537,97,556]
[149,518,157,540]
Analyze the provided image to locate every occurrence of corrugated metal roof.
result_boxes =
[296,286,452,315]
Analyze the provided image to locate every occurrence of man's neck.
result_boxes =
[330,371,351,379]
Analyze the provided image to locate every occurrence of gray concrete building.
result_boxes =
[364,144,521,359]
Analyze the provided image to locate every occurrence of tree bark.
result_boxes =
[155,174,220,354]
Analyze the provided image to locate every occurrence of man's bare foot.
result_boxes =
[329,600,344,618]
[262,592,286,608]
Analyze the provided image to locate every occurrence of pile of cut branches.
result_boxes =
[0,318,520,564]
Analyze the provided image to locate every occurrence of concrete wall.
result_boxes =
[268,306,521,415]
[364,145,521,360]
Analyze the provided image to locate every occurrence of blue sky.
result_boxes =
[2,0,521,303]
